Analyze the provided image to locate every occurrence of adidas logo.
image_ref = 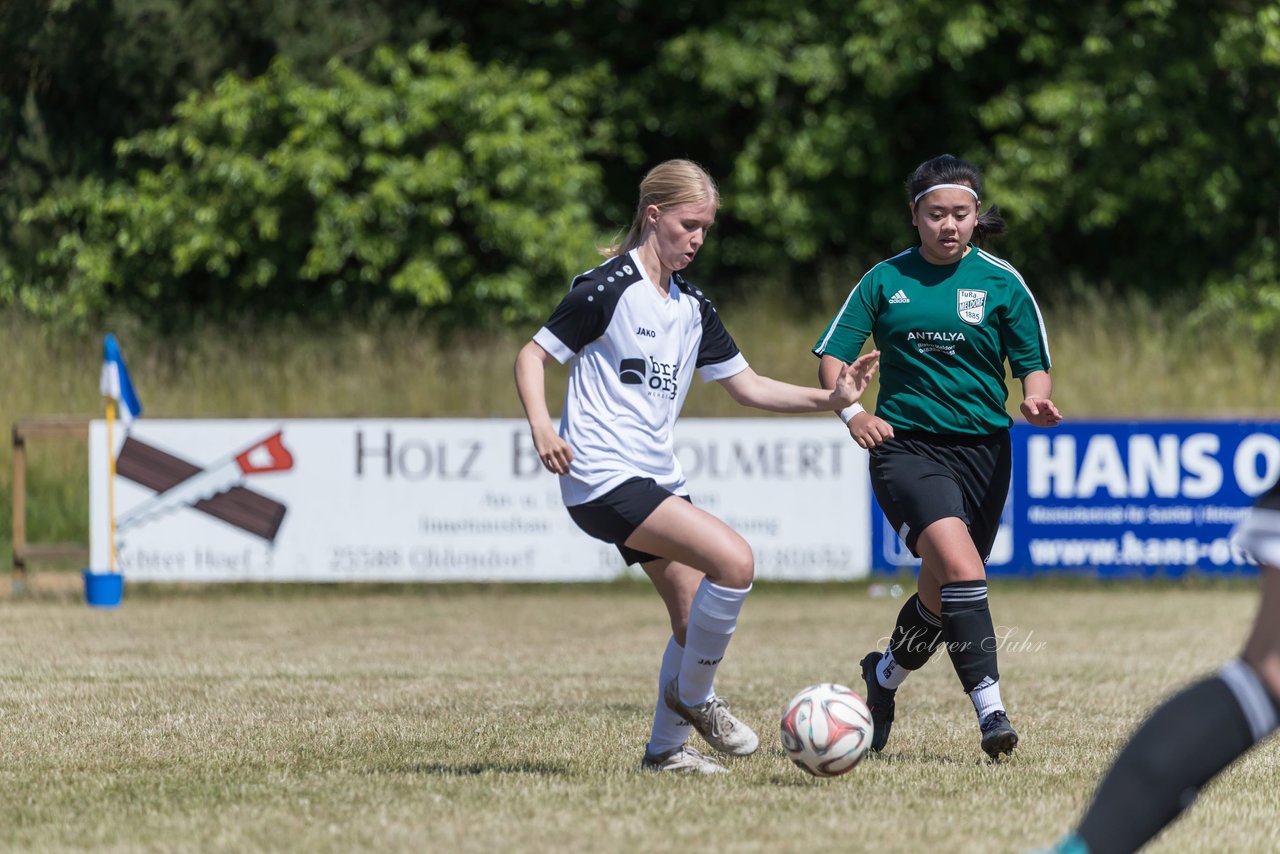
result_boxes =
[889,290,910,304]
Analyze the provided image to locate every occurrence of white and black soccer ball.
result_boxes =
[779,682,874,777]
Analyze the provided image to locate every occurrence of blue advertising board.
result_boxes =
[871,421,1280,577]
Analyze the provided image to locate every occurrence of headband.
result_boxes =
[912,183,979,205]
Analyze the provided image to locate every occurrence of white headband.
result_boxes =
[912,183,979,205]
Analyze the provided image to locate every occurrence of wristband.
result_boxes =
[838,403,865,424]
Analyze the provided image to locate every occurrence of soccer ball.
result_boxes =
[779,682,874,777]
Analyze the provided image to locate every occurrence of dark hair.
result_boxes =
[905,154,1006,243]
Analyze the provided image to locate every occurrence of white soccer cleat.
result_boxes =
[663,677,760,757]
[641,744,729,774]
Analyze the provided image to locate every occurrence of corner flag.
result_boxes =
[100,334,143,426]
[99,333,142,578]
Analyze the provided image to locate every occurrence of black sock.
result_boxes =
[1077,660,1280,854]
[939,580,998,693]
[887,593,943,671]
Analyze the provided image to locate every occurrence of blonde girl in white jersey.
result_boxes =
[515,159,879,773]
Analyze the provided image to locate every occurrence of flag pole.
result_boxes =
[106,395,118,573]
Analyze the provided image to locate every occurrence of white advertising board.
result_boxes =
[89,419,872,582]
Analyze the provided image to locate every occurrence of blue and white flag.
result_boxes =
[100,334,143,426]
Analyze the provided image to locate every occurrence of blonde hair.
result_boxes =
[603,159,720,258]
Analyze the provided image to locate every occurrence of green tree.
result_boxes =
[4,1,1280,337]
[981,1,1280,304]
[0,0,447,298]
[640,0,1280,313]
[8,45,609,328]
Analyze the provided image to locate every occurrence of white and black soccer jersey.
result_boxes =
[534,249,748,506]
[1235,479,1280,568]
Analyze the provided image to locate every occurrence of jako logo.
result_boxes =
[635,326,656,338]
[619,358,646,384]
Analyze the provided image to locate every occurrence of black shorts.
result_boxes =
[869,429,1011,561]
[567,477,691,566]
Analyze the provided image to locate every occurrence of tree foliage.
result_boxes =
[2,1,1279,335]
[638,0,1280,307]
[7,46,606,328]
[980,1,1280,302]
[0,0,447,319]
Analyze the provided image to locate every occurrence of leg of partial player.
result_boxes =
[628,498,760,758]
[1043,569,1280,854]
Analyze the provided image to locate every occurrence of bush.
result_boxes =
[1192,238,1280,346]
[6,45,609,330]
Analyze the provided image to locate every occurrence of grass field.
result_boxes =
[2,294,1277,851]
[2,579,1275,853]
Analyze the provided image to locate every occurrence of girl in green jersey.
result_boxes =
[813,154,1062,759]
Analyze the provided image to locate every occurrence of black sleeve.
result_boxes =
[695,296,741,369]
[542,279,616,354]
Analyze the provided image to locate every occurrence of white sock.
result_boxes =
[678,580,751,706]
[877,647,910,690]
[646,636,690,755]
[1219,658,1280,741]
[970,676,1005,722]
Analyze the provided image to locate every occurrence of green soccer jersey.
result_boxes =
[813,245,1051,435]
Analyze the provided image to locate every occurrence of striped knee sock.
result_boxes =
[1076,659,1280,854]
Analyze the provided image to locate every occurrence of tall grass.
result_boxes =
[1,291,1275,569]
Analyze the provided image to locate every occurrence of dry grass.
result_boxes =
[3,294,1275,570]
[2,295,1275,850]
[1,581,1274,852]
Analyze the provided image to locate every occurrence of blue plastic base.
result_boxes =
[83,570,124,608]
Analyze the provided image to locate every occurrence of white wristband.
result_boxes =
[838,403,865,424]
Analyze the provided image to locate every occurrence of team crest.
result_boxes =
[957,289,987,324]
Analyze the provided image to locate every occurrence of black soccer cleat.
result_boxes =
[979,710,1019,759]
[860,651,896,752]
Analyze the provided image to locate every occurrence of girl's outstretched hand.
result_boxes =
[830,351,880,408]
